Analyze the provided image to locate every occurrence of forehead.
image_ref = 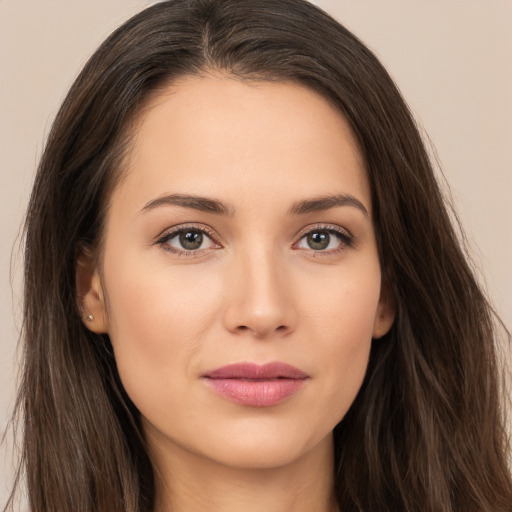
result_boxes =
[113,73,370,215]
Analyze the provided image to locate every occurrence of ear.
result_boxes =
[372,278,396,339]
[76,248,108,333]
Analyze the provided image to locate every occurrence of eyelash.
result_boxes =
[294,224,355,255]
[155,223,355,256]
[155,224,220,256]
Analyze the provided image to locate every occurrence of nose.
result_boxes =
[222,248,298,339]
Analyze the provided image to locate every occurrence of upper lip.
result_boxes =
[203,362,309,380]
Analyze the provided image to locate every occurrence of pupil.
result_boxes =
[308,231,330,250]
[180,230,203,250]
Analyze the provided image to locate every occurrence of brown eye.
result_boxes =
[179,230,203,250]
[297,227,352,252]
[307,231,331,250]
[159,227,216,253]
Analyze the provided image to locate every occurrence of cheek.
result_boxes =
[302,259,380,342]
[300,265,380,416]
[101,248,223,409]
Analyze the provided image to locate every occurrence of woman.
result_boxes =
[4,0,511,510]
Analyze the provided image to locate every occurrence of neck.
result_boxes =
[149,432,337,512]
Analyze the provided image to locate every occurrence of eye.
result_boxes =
[157,226,218,254]
[296,227,353,252]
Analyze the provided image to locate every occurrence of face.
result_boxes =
[81,74,394,471]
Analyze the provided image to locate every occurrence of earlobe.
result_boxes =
[372,280,396,339]
[76,250,108,334]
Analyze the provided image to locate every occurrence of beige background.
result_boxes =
[1,0,511,502]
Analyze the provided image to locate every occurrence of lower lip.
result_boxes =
[203,378,308,407]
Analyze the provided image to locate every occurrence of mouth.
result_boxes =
[202,362,309,407]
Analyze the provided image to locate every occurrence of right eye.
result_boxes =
[157,226,219,255]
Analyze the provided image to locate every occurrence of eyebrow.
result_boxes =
[141,193,235,215]
[288,194,369,217]
[141,192,369,217]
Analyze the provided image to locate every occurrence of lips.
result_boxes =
[202,362,309,407]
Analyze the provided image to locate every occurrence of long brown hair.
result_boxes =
[5,0,511,510]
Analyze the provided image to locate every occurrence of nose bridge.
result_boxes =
[223,243,297,338]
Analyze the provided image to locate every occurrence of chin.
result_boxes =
[189,419,335,471]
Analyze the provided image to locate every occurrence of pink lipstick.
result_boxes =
[202,362,309,407]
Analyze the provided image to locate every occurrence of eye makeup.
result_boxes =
[154,221,355,258]
[155,223,221,256]
[294,223,354,255]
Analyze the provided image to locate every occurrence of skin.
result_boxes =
[79,73,395,512]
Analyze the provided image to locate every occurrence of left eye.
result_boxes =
[297,229,348,251]
[161,228,216,252]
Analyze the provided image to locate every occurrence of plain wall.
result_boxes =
[1,0,511,503]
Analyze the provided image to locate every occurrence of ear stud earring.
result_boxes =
[87,314,94,321]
